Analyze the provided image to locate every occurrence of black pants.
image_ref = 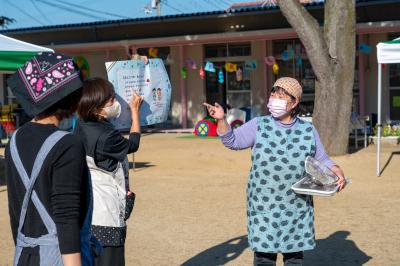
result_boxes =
[254,251,304,266]
[95,246,125,266]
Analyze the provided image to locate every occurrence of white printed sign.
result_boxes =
[105,59,171,129]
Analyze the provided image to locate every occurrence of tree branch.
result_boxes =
[277,0,332,82]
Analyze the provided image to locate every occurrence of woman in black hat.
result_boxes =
[6,52,96,266]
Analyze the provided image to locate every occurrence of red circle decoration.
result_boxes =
[194,120,218,136]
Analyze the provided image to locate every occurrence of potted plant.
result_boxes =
[370,124,400,145]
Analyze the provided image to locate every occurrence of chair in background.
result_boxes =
[349,113,370,149]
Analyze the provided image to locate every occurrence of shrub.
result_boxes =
[374,124,400,137]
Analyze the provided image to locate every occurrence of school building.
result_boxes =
[1,0,400,128]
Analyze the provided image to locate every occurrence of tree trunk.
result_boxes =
[277,0,355,156]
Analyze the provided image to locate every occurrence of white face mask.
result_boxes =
[267,98,289,118]
[103,100,121,119]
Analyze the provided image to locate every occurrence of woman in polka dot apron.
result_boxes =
[204,77,346,266]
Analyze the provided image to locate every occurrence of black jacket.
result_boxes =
[74,119,140,172]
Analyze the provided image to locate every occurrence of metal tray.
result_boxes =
[291,176,340,197]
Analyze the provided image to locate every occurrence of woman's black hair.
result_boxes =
[76,78,115,121]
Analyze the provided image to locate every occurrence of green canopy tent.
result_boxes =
[0,34,53,132]
[376,37,400,176]
[0,34,54,72]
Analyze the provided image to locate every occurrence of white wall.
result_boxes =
[185,45,206,127]
[169,46,183,126]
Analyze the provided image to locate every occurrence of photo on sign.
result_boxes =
[105,59,172,129]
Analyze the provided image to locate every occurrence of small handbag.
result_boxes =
[124,191,136,221]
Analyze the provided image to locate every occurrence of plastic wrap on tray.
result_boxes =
[291,156,349,196]
[305,156,338,186]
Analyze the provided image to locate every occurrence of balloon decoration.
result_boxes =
[175,58,261,81]
[148,47,159,58]
[186,58,197,70]
[205,61,216,72]
[165,54,174,65]
[218,69,224,84]
[296,55,303,67]
[181,67,187,79]
[359,44,372,54]
[265,56,276,66]
[288,48,295,59]
[272,63,279,75]
[73,56,91,80]
[191,61,197,70]
[225,62,237,72]
[199,66,205,80]
[243,68,251,80]
[244,60,257,70]
[281,50,290,61]
[236,68,243,81]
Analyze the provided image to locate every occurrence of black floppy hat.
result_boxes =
[7,52,82,117]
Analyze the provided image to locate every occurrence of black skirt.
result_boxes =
[95,246,125,266]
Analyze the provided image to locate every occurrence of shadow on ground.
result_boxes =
[181,231,371,266]
[129,162,155,170]
[181,235,248,266]
[380,151,400,175]
[304,231,372,266]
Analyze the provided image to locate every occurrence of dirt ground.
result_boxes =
[1,133,399,266]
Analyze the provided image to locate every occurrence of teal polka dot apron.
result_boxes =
[247,115,316,253]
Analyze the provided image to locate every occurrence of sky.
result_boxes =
[0,0,254,30]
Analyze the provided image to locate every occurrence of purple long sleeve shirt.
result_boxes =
[219,117,335,169]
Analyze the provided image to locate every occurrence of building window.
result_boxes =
[228,43,251,57]
[205,61,251,109]
[204,43,252,113]
[389,64,400,87]
[204,43,251,58]
[388,33,400,88]
[204,44,227,58]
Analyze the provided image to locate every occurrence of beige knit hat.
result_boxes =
[273,77,302,100]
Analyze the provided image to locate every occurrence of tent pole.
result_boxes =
[377,63,382,177]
